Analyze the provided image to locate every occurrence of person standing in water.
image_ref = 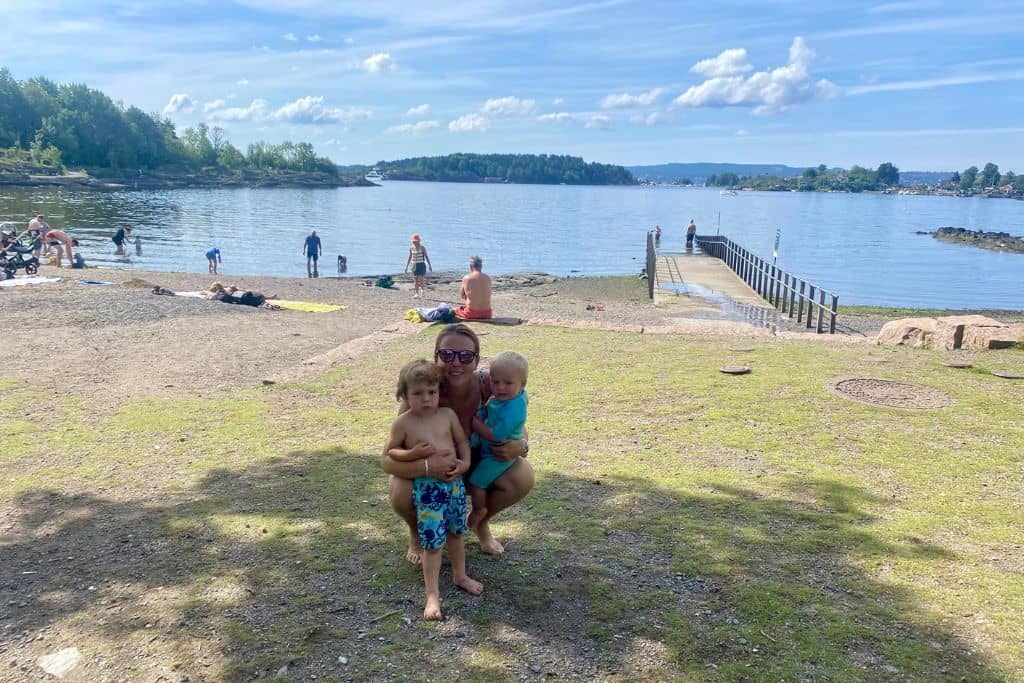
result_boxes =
[206,247,222,274]
[404,233,432,299]
[686,219,697,248]
[112,224,132,255]
[303,229,322,278]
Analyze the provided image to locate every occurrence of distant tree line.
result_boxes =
[706,163,901,192]
[0,67,337,176]
[944,163,1023,195]
[377,153,635,185]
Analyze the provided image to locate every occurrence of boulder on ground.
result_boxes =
[876,318,937,348]
[934,315,1004,350]
[961,323,1024,350]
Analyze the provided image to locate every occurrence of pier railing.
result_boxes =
[695,235,839,334]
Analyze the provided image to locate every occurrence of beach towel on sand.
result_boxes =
[0,276,60,288]
[273,300,346,313]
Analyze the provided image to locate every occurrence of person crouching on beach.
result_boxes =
[467,351,528,531]
[404,233,432,299]
[384,359,482,619]
[43,229,78,268]
[206,247,222,274]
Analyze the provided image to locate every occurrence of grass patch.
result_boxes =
[1,327,1022,680]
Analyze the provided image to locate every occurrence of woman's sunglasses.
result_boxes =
[437,349,477,364]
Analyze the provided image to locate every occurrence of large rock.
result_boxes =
[876,318,937,348]
[961,323,1024,350]
[934,315,1005,350]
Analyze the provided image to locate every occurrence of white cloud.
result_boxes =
[629,111,667,126]
[585,115,612,130]
[283,32,297,41]
[690,48,753,78]
[552,97,565,106]
[271,96,372,126]
[537,112,575,123]
[846,70,1024,95]
[162,93,196,116]
[344,37,355,44]
[363,52,394,73]
[203,99,226,113]
[307,34,322,42]
[480,96,536,117]
[207,99,267,122]
[406,103,430,117]
[448,113,490,133]
[386,120,441,135]
[600,88,665,109]
[236,78,250,86]
[672,37,839,115]
[735,129,748,136]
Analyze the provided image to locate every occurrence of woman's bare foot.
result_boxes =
[477,523,504,555]
[405,530,423,565]
[467,506,487,531]
[454,574,483,596]
[423,594,442,620]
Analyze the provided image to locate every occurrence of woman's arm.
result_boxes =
[490,425,529,462]
[404,249,412,272]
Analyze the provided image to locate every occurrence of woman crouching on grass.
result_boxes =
[382,324,534,563]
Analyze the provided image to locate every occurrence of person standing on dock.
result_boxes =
[686,219,697,248]
[304,229,322,278]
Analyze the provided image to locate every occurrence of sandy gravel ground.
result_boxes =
[0,264,840,407]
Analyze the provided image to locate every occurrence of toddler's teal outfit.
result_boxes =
[468,391,528,489]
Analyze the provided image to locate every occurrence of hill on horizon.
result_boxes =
[629,162,954,186]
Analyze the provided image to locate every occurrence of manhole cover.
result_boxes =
[720,365,751,375]
[941,359,972,368]
[831,378,953,409]
[992,370,1024,380]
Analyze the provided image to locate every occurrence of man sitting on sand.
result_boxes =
[455,255,492,320]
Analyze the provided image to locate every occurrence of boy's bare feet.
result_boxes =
[454,574,483,596]
[467,506,487,531]
[405,530,422,565]
[423,594,442,620]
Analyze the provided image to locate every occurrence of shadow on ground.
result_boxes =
[0,448,1008,681]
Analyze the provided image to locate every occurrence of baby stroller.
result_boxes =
[0,226,41,279]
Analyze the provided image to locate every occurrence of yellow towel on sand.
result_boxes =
[273,300,347,313]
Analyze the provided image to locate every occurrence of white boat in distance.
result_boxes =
[365,169,386,181]
[720,189,738,196]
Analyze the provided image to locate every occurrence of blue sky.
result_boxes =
[5,0,1024,171]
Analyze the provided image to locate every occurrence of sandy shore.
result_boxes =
[11,262,1001,407]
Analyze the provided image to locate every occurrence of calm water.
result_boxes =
[2,183,1021,308]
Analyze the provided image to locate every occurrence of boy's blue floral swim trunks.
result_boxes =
[413,477,468,550]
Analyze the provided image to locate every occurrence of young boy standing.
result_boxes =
[385,359,483,619]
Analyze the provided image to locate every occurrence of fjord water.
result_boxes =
[3,183,1021,308]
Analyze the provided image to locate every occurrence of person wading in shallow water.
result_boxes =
[304,229,322,278]
[382,324,533,562]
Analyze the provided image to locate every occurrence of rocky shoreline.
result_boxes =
[930,226,1024,253]
[0,168,373,190]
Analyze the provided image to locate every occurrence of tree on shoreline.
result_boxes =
[0,67,337,177]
